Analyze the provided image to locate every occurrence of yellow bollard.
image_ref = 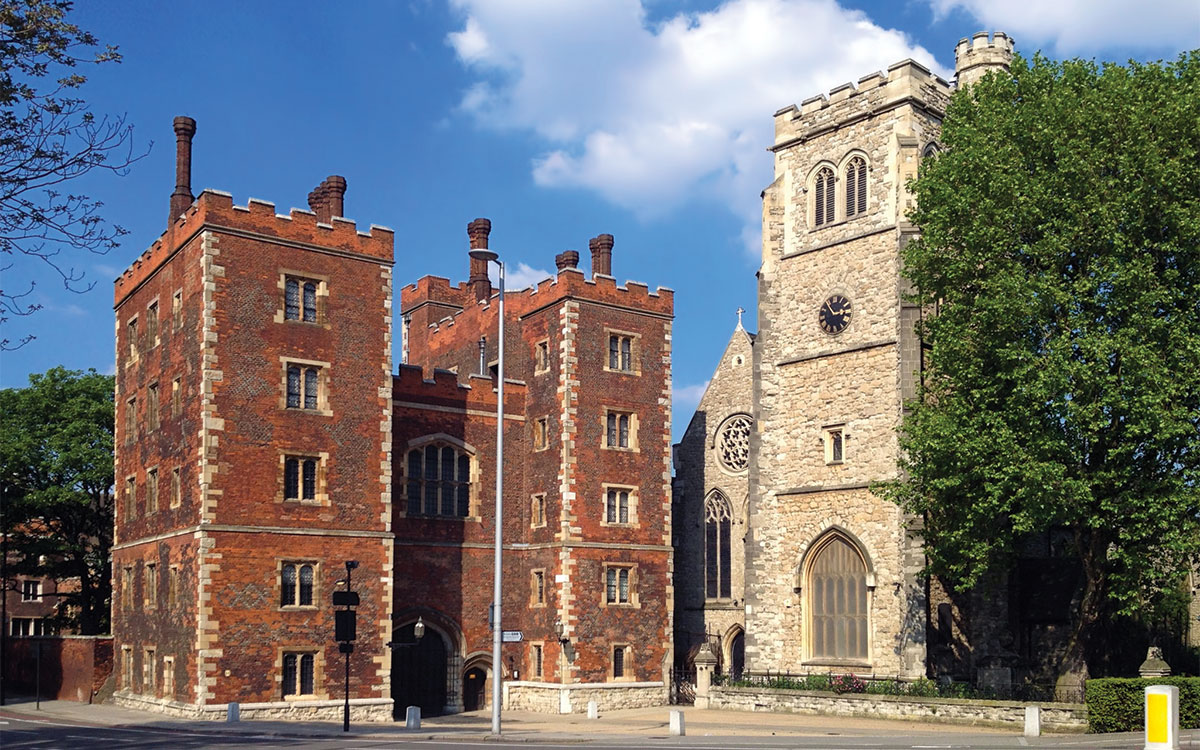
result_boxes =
[1145,685,1179,750]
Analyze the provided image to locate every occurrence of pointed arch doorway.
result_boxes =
[391,620,448,718]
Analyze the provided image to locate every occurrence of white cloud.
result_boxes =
[489,262,554,291]
[673,379,711,414]
[447,0,942,254]
[924,0,1199,56]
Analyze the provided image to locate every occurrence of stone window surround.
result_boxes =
[534,338,551,374]
[530,493,547,529]
[805,150,872,232]
[279,356,333,415]
[170,466,182,509]
[609,643,634,681]
[20,579,40,601]
[121,565,134,611]
[124,475,137,519]
[171,377,182,418]
[529,640,546,678]
[601,563,640,608]
[274,269,330,326]
[822,424,848,465]
[795,526,877,668]
[399,433,480,521]
[145,297,161,350]
[278,559,319,610]
[146,466,159,515]
[125,314,139,364]
[277,451,330,506]
[168,565,180,609]
[601,407,639,452]
[171,289,183,329]
[533,415,550,452]
[144,647,157,694]
[144,561,157,609]
[603,328,641,376]
[530,568,547,608]
[600,483,639,528]
[162,655,175,696]
[277,646,326,700]
[121,645,133,690]
[124,396,137,443]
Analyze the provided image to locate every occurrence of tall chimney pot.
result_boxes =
[324,175,347,219]
[168,116,197,225]
[589,234,614,278]
[468,218,493,301]
[555,251,579,271]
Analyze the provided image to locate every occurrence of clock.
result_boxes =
[818,294,852,334]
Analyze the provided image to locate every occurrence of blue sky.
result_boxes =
[2,0,1195,441]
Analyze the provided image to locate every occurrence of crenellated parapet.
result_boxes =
[391,363,525,414]
[954,31,1014,88]
[115,189,394,307]
[772,59,951,151]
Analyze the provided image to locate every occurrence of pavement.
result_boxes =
[0,695,1191,747]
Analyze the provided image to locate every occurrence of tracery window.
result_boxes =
[704,492,732,599]
[808,533,869,661]
[716,414,752,473]
[813,167,835,227]
[845,156,867,218]
[406,442,472,517]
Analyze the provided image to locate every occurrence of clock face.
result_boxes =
[819,294,852,334]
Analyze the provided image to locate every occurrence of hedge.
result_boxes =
[1085,676,1200,733]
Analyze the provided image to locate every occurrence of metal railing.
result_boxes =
[711,670,1084,704]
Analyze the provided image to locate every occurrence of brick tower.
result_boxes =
[396,226,675,712]
[112,118,395,719]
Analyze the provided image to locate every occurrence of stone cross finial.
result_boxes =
[735,307,745,331]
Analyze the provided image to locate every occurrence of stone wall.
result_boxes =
[503,680,667,714]
[708,686,1086,732]
[672,325,754,669]
[113,692,393,722]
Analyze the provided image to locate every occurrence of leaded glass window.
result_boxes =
[809,535,869,661]
[405,441,472,518]
[705,492,732,599]
[716,414,752,472]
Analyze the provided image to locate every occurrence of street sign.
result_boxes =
[501,630,523,643]
[332,591,360,607]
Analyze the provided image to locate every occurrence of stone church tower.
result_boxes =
[742,34,1013,679]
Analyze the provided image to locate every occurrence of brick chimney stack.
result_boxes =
[589,234,614,278]
[168,116,196,225]
[555,250,579,271]
[307,176,348,223]
[324,175,347,219]
[468,218,493,301]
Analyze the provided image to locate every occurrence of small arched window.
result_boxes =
[807,533,869,661]
[813,167,836,227]
[704,491,733,599]
[845,157,867,218]
[406,441,472,517]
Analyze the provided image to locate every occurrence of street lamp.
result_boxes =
[469,244,504,736]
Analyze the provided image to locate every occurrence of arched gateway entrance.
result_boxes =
[391,621,448,718]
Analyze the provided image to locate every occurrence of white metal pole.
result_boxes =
[491,260,505,735]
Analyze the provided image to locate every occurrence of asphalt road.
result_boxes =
[0,713,1175,750]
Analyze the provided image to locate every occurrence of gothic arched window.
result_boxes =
[406,441,472,517]
[704,491,733,599]
[844,156,867,218]
[807,532,869,661]
[813,167,835,227]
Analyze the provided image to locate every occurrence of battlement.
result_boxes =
[955,31,1014,88]
[774,59,951,147]
[403,263,673,335]
[115,189,394,307]
[392,363,525,414]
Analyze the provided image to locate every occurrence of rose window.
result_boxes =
[717,415,752,472]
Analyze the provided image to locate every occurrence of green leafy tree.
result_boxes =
[0,0,145,350]
[0,366,114,634]
[881,52,1200,682]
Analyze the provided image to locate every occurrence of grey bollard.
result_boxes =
[226,702,240,722]
[1024,705,1040,737]
[406,705,421,729]
[587,700,599,719]
[669,709,685,736]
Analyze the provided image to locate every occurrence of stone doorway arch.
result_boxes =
[391,614,464,718]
